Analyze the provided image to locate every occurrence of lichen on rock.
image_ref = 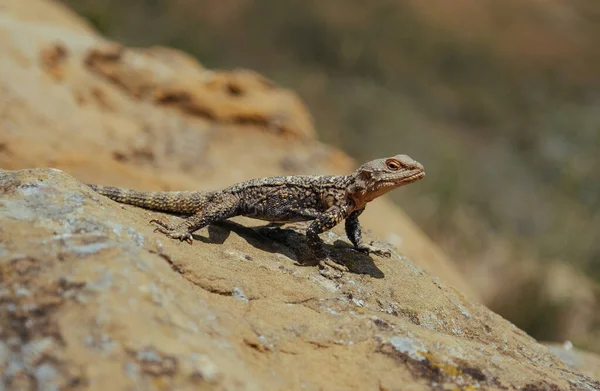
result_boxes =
[1,0,600,389]
[1,168,599,390]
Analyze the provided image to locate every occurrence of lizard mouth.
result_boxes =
[376,171,425,190]
[395,170,425,185]
[369,169,426,193]
[405,170,425,182]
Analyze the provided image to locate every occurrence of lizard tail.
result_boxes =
[88,184,212,215]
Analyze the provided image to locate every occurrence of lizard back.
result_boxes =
[227,175,353,223]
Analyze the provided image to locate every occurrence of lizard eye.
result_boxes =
[385,159,402,171]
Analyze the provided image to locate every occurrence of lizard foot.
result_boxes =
[150,219,193,245]
[318,258,348,279]
[150,218,170,229]
[354,243,392,258]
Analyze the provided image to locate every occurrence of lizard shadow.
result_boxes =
[192,220,385,279]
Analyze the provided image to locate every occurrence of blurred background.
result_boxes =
[59,0,600,351]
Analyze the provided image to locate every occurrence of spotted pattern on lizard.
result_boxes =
[88,154,425,276]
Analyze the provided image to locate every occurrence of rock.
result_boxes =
[0,0,96,35]
[83,42,314,138]
[546,342,600,383]
[1,168,599,390]
[0,2,599,387]
[0,0,475,299]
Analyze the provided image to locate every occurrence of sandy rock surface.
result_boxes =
[1,168,599,390]
[546,342,600,385]
[2,0,600,390]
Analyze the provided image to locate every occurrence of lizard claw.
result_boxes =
[371,248,392,258]
[150,219,170,229]
[354,244,392,258]
[150,219,194,244]
[166,231,193,244]
[318,258,348,279]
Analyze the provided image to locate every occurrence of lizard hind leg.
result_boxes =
[150,193,240,244]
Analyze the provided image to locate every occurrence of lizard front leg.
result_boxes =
[306,205,349,274]
[151,194,239,244]
[345,208,392,258]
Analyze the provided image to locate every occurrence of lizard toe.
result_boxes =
[355,243,392,258]
[371,248,392,258]
[319,264,344,279]
[319,258,348,273]
[153,226,169,235]
[150,219,169,228]
[166,231,193,243]
[182,233,194,245]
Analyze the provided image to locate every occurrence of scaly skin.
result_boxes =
[88,154,425,276]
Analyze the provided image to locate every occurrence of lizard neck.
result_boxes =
[345,172,369,211]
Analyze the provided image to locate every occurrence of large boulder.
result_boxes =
[1,168,598,390]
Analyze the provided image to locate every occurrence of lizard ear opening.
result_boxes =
[359,169,372,179]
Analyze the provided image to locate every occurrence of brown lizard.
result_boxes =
[88,154,425,275]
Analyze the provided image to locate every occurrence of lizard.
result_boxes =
[88,154,425,275]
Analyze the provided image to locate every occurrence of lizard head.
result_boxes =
[351,154,425,204]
